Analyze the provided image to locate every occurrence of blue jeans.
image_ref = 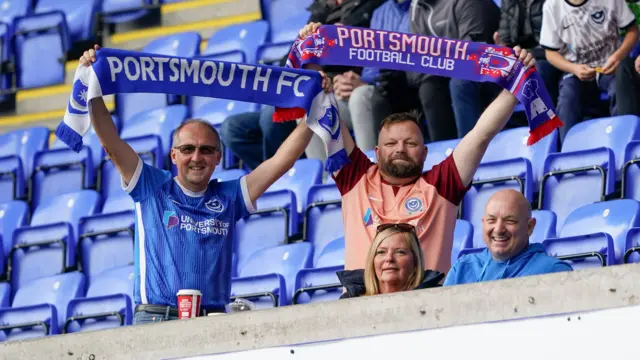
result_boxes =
[219,106,297,170]
[557,72,616,141]
[133,310,179,325]
[449,79,502,138]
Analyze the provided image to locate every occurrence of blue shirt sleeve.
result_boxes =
[360,67,378,85]
[123,157,172,202]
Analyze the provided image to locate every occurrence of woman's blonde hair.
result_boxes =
[363,224,425,296]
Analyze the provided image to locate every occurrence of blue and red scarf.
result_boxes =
[275,25,563,146]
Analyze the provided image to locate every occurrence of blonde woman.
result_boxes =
[337,223,444,298]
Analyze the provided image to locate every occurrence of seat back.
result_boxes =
[267,159,323,213]
[79,211,135,288]
[541,147,616,233]
[0,127,49,180]
[305,204,343,267]
[14,12,70,88]
[203,20,269,64]
[453,219,473,263]
[31,146,94,208]
[543,233,614,270]
[0,0,30,24]
[624,228,640,264]
[30,190,101,230]
[261,0,312,42]
[120,104,188,161]
[0,282,9,308]
[238,242,313,303]
[623,140,640,201]
[190,98,258,127]
[562,115,640,179]
[34,0,99,42]
[424,139,460,172]
[482,127,558,187]
[315,237,344,268]
[0,200,28,257]
[559,199,640,264]
[12,272,85,326]
[530,210,557,243]
[294,266,343,305]
[212,169,247,183]
[234,212,288,276]
[102,195,134,214]
[116,32,201,122]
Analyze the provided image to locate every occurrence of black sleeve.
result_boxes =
[497,0,514,46]
[454,0,500,43]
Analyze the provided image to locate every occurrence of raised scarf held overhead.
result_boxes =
[56,48,349,172]
[277,25,563,146]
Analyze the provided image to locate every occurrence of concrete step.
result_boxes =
[160,0,261,28]
[15,84,115,115]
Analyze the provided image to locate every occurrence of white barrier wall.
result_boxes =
[2,263,640,360]
[182,305,639,360]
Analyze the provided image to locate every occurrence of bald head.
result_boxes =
[485,189,532,218]
[482,189,536,261]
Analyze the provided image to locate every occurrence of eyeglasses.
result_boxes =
[376,223,416,234]
[173,144,219,156]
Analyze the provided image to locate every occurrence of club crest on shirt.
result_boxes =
[404,197,424,214]
[205,198,224,213]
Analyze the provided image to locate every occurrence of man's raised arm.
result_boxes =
[453,47,534,186]
[82,45,139,184]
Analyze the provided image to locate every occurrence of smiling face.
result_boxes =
[482,190,536,261]
[170,121,222,192]
[376,120,427,180]
[373,233,416,291]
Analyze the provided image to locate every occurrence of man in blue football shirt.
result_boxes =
[79,46,331,324]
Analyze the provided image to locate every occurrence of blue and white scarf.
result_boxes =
[56,48,350,172]
[281,25,563,146]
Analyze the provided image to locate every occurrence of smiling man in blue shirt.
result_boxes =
[79,45,330,324]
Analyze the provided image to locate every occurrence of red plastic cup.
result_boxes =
[177,289,202,319]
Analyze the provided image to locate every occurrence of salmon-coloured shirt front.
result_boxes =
[334,147,469,274]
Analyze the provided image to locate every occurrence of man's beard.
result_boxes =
[379,155,423,178]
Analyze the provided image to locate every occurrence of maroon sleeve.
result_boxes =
[332,147,374,195]
[422,154,471,206]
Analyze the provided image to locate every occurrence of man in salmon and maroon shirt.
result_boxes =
[330,48,536,275]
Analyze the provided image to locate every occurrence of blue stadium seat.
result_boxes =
[212,169,247,183]
[461,157,533,246]
[267,159,323,214]
[13,11,71,88]
[0,0,30,25]
[0,272,85,341]
[557,199,640,264]
[65,265,133,333]
[530,210,556,243]
[30,146,94,209]
[0,200,28,260]
[314,236,344,268]
[0,22,11,99]
[101,195,134,214]
[452,219,473,264]
[120,104,188,165]
[304,186,343,267]
[482,127,558,189]
[100,0,156,26]
[0,127,49,202]
[623,227,640,263]
[543,233,614,270]
[202,20,269,64]
[261,0,312,43]
[293,265,343,305]
[256,189,298,235]
[10,190,100,293]
[622,140,640,201]
[190,98,259,128]
[231,242,313,308]
[540,147,615,234]
[116,32,201,122]
[234,211,288,277]
[52,115,119,170]
[561,115,640,179]
[0,283,9,308]
[424,139,460,172]
[256,10,310,64]
[78,210,134,288]
[33,0,100,42]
